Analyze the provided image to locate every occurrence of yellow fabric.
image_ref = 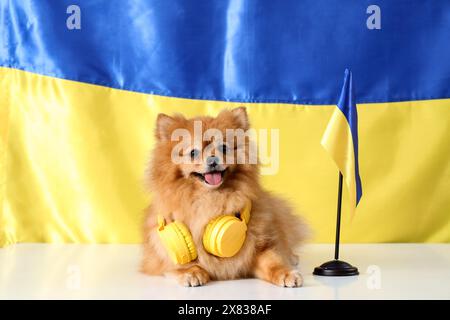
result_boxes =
[1,67,449,246]
[321,108,358,218]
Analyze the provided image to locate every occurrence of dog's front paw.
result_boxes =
[273,269,303,288]
[175,266,210,287]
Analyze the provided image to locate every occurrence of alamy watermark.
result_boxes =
[366,265,382,290]
[366,5,381,30]
[66,264,81,290]
[170,120,279,175]
[66,4,380,31]
[66,5,81,30]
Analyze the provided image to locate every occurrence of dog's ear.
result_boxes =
[230,106,249,130]
[156,113,176,141]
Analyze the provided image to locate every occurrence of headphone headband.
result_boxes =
[239,200,252,224]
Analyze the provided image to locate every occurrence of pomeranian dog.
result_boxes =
[141,107,307,287]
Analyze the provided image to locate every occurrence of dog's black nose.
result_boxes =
[206,156,219,168]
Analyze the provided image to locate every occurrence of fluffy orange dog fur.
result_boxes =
[141,107,308,287]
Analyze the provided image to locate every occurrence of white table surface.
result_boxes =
[0,243,449,300]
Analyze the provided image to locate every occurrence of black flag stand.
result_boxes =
[313,172,359,276]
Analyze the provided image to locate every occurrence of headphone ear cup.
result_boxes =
[202,216,221,255]
[203,215,247,258]
[173,221,198,261]
[158,221,197,265]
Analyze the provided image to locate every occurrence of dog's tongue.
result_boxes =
[204,172,222,185]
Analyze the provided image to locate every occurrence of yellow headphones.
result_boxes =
[157,201,252,264]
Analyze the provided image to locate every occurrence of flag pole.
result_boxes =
[334,172,343,260]
[313,170,359,277]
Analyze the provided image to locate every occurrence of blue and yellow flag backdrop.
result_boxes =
[1,1,449,246]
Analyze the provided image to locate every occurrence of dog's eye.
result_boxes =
[190,149,200,159]
[218,144,228,154]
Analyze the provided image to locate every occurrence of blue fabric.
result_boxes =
[1,0,450,104]
[338,69,362,204]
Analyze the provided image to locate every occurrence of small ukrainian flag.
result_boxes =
[321,69,363,217]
